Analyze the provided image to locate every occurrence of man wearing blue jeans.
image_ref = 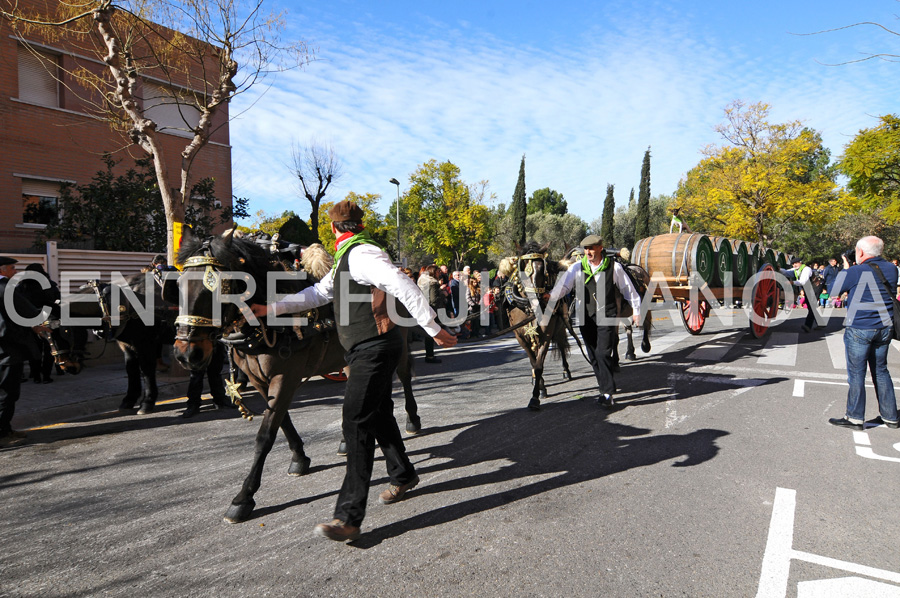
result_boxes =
[828,236,900,430]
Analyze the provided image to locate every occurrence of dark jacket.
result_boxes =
[822,264,839,293]
[0,277,43,365]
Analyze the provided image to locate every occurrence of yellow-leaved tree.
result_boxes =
[675,101,843,247]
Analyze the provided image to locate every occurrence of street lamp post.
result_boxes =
[389,178,400,262]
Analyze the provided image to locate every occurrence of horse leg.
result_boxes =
[224,397,288,523]
[119,347,141,410]
[527,345,549,411]
[279,412,311,476]
[625,324,637,361]
[560,346,572,380]
[136,340,159,415]
[641,319,652,353]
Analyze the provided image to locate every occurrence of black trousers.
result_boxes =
[579,318,617,396]
[0,363,25,435]
[335,327,416,527]
[186,343,227,407]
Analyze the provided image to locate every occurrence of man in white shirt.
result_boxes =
[546,235,641,408]
[251,200,456,542]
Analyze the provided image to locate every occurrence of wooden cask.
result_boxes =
[633,232,716,285]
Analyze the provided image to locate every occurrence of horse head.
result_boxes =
[514,241,553,307]
[172,227,270,371]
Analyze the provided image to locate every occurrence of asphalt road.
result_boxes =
[2,307,899,598]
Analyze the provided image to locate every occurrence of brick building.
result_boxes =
[0,1,232,252]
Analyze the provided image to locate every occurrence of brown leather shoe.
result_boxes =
[314,519,360,542]
[378,475,420,505]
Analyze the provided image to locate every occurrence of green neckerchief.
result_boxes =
[581,255,610,278]
[332,228,384,272]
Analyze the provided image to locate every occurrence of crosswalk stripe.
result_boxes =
[687,332,743,361]
[757,331,798,366]
[825,331,845,369]
[647,330,690,355]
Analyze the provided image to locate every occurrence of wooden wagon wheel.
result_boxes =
[750,264,779,338]
[679,299,711,335]
[322,372,347,382]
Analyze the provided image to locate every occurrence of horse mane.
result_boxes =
[301,243,333,282]
[177,233,273,302]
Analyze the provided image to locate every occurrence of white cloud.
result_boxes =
[230,4,900,226]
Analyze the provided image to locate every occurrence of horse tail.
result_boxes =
[551,316,571,361]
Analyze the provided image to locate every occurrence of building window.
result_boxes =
[18,44,60,107]
[142,81,201,138]
[22,179,61,226]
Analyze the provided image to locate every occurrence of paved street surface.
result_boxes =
[2,307,900,597]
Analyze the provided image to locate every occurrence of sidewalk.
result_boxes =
[12,360,192,430]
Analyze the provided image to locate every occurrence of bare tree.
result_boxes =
[290,139,342,243]
[1,0,312,261]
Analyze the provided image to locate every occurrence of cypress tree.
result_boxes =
[510,154,527,248]
[628,187,635,209]
[600,183,615,248]
[634,147,651,240]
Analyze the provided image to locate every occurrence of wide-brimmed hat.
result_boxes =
[0,256,19,267]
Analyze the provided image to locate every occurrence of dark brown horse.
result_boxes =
[171,230,419,524]
[500,242,571,411]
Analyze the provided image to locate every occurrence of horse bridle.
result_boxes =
[174,247,236,340]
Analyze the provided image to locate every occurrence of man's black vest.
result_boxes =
[583,266,618,320]
[332,245,395,351]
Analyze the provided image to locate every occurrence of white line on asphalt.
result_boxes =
[757,332,798,366]
[825,332,846,369]
[648,330,690,355]
[756,487,900,598]
[686,332,742,361]
[791,379,900,398]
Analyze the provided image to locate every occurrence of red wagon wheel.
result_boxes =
[679,299,710,335]
[322,372,347,382]
[750,264,779,338]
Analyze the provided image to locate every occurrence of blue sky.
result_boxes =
[229,0,900,225]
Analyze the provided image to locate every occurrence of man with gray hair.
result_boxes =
[828,236,899,430]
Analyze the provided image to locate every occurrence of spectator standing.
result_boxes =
[822,258,839,295]
[0,257,48,446]
[828,236,899,430]
[20,263,59,384]
[448,271,461,318]
[416,265,446,363]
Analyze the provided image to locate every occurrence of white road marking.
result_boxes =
[757,332,798,366]
[791,378,900,398]
[825,332,846,369]
[686,332,742,361]
[647,330,690,355]
[756,487,900,598]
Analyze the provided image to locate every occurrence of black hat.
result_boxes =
[0,256,19,267]
[791,257,802,265]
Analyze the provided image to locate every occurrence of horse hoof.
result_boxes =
[527,399,541,411]
[223,501,255,524]
[137,402,155,415]
[288,456,311,476]
[337,441,348,456]
[538,390,548,400]
[118,401,136,411]
[562,370,571,381]
[641,340,651,353]
[405,415,421,435]
[625,353,636,361]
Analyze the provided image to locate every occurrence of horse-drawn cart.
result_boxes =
[632,233,793,338]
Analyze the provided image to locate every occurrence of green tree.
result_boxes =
[527,187,567,215]
[403,160,494,269]
[34,155,235,251]
[675,101,842,246]
[319,192,391,255]
[600,184,616,247]
[510,155,528,249]
[838,114,900,222]
[635,148,651,240]
[525,213,588,257]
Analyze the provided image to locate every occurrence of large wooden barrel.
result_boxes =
[709,236,733,286]
[748,243,763,274]
[763,247,778,270]
[776,251,788,270]
[633,232,716,285]
[729,239,750,286]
